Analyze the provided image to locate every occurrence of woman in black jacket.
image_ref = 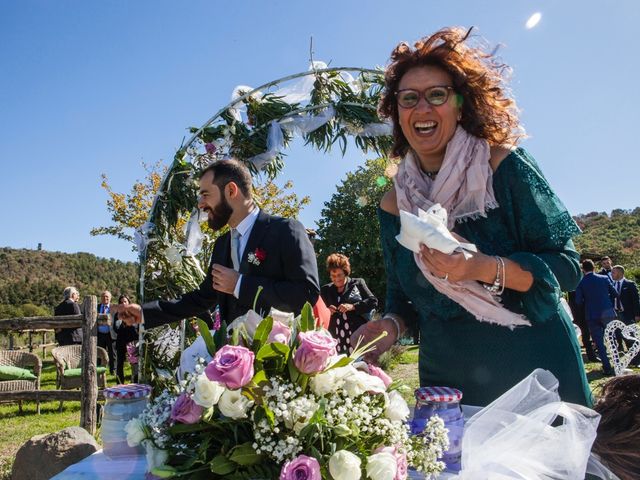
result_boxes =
[320,254,378,354]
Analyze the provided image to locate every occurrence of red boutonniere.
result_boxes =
[248,247,266,266]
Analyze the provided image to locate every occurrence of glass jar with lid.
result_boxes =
[101,384,151,458]
[411,386,464,473]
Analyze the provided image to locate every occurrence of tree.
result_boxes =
[315,157,395,308]
[91,161,165,245]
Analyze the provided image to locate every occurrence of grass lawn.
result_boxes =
[0,347,636,479]
[0,356,133,480]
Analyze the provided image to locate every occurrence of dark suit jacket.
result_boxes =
[575,272,617,322]
[54,299,82,345]
[142,210,320,328]
[321,277,378,330]
[617,278,640,323]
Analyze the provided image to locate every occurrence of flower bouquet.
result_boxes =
[126,302,448,479]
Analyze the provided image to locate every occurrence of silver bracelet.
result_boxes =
[483,256,505,295]
[383,314,402,340]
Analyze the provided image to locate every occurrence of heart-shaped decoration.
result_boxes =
[604,320,640,376]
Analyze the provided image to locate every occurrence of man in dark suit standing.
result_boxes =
[611,265,640,366]
[576,259,617,375]
[598,256,613,281]
[54,286,82,346]
[97,290,115,374]
[114,159,320,329]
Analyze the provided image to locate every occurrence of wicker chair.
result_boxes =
[52,345,109,410]
[0,350,42,414]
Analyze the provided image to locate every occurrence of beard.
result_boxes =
[206,197,233,231]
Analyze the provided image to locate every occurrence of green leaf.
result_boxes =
[214,320,227,350]
[256,342,290,361]
[229,442,262,466]
[252,316,273,352]
[287,354,300,383]
[209,455,237,475]
[168,422,214,435]
[150,466,177,478]
[299,302,314,332]
[197,319,216,357]
[251,369,269,386]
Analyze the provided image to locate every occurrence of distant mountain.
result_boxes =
[573,207,640,278]
[0,247,138,314]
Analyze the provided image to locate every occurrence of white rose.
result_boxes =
[192,374,225,408]
[218,389,254,419]
[124,417,146,447]
[329,450,362,480]
[385,390,410,423]
[142,439,169,470]
[366,452,397,480]
[310,365,357,396]
[344,370,386,398]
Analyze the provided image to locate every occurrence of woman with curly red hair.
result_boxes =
[352,27,592,407]
[321,253,378,354]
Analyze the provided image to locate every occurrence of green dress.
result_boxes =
[381,147,592,407]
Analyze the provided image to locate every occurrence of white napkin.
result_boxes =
[396,204,477,258]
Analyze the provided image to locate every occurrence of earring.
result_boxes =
[457,113,462,122]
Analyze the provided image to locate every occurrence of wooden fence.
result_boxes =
[0,295,108,435]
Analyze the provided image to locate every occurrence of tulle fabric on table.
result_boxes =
[410,369,620,479]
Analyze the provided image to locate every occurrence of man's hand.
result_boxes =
[110,304,143,326]
[349,317,398,364]
[211,264,240,295]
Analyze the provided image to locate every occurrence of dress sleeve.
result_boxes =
[504,150,582,323]
[378,210,419,327]
[352,279,378,315]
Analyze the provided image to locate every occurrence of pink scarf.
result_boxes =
[394,126,529,328]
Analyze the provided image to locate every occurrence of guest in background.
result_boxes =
[567,290,598,362]
[113,294,138,384]
[54,286,82,346]
[97,290,115,374]
[592,374,640,480]
[611,265,640,366]
[598,256,613,280]
[576,259,618,375]
[320,254,378,353]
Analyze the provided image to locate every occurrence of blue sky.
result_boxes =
[1,1,638,262]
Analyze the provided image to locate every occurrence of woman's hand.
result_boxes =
[419,244,494,283]
[337,303,355,313]
[349,318,397,364]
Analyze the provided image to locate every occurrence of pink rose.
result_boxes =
[205,142,217,154]
[279,455,321,480]
[268,321,292,344]
[205,345,255,389]
[368,364,393,388]
[170,393,203,424]
[293,330,338,374]
[375,446,408,480]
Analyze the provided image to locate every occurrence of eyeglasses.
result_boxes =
[395,86,455,108]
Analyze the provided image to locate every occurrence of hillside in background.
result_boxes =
[0,247,138,317]
[573,207,640,276]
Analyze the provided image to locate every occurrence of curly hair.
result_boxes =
[326,253,351,276]
[379,26,524,158]
[592,374,640,480]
